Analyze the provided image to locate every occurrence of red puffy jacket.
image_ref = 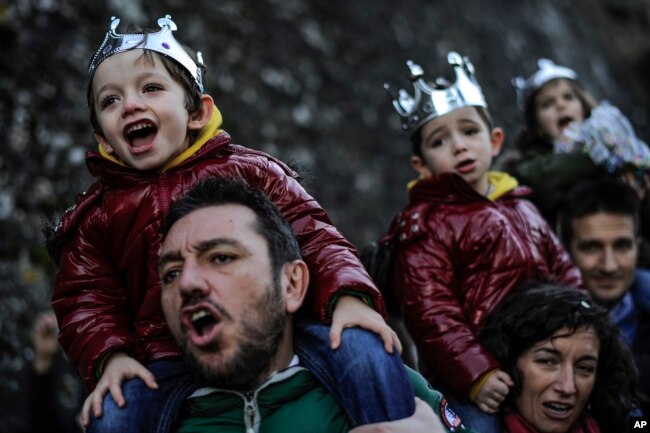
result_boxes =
[383,173,582,401]
[50,132,385,389]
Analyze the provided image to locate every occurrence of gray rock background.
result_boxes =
[1,0,649,430]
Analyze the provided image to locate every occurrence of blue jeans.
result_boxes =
[93,322,415,433]
[87,358,193,433]
[436,383,501,433]
[294,321,415,426]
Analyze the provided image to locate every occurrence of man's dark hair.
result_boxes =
[480,282,643,433]
[163,177,301,280]
[558,179,640,246]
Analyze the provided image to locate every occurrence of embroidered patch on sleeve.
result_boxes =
[439,397,464,431]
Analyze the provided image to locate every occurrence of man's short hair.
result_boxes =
[163,177,301,276]
[558,178,640,246]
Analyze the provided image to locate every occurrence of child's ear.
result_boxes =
[187,94,215,131]
[94,132,114,154]
[490,127,504,157]
[410,155,433,178]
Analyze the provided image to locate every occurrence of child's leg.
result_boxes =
[87,359,192,433]
[436,384,502,433]
[294,320,415,426]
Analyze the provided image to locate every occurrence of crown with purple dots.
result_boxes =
[88,15,204,92]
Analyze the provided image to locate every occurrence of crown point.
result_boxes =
[447,51,462,66]
[158,15,177,31]
[109,17,120,32]
[406,61,423,79]
[512,76,525,89]
[89,14,203,92]
[197,51,204,65]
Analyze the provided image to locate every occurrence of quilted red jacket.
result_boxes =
[383,173,582,401]
[50,132,385,389]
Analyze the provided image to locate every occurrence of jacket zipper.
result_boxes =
[244,392,256,433]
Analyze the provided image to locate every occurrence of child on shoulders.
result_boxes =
[381,52,583,433]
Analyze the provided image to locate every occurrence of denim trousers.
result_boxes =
[89,321,415,433]
[436,383,502,433]
[87,358,193,433]
[293,320,415,426]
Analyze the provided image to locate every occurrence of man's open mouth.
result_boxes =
[188,308,221,336]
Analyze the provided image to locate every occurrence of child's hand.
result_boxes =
[80,352,158,427]
[474,369,513,414]
[348,398,445,433]
[330,295,401,353]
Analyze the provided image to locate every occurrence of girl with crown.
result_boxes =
[507,59,650,267]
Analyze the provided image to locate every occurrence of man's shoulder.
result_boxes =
[633,269,650,310]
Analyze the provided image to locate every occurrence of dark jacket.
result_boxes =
[624,269,650,415]
[161,365,475,433]
[383,173,582,400]
[49,132,385,389]
[505,142,601,228]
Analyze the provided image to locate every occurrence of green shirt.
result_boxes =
[176,365,475,433]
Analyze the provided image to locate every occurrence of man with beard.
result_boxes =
[157,177,476,433]
[559,178,650,415]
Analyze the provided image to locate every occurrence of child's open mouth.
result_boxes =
[557,116,574,130]
[124,121,158,150]
[455,158,477,174]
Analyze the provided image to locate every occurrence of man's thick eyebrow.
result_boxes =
[194,238,240,254]
[158,238,242,271]
[576,239,603,247]
[158,251,183,272]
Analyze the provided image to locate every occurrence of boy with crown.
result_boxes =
[46,15,417,433]
[381,52,583,433]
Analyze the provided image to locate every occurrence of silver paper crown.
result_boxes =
[384,52,487,137]
[512,58,578,111]
[88,15,204,92]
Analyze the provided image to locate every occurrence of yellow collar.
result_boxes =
[406,170,518,201]
[98,106,223,172]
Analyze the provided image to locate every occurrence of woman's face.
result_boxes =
[515,326,599,433]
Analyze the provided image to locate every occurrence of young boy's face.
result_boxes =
[411,106,503,195]
[91,49,206,170]
[534,78,585,141]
